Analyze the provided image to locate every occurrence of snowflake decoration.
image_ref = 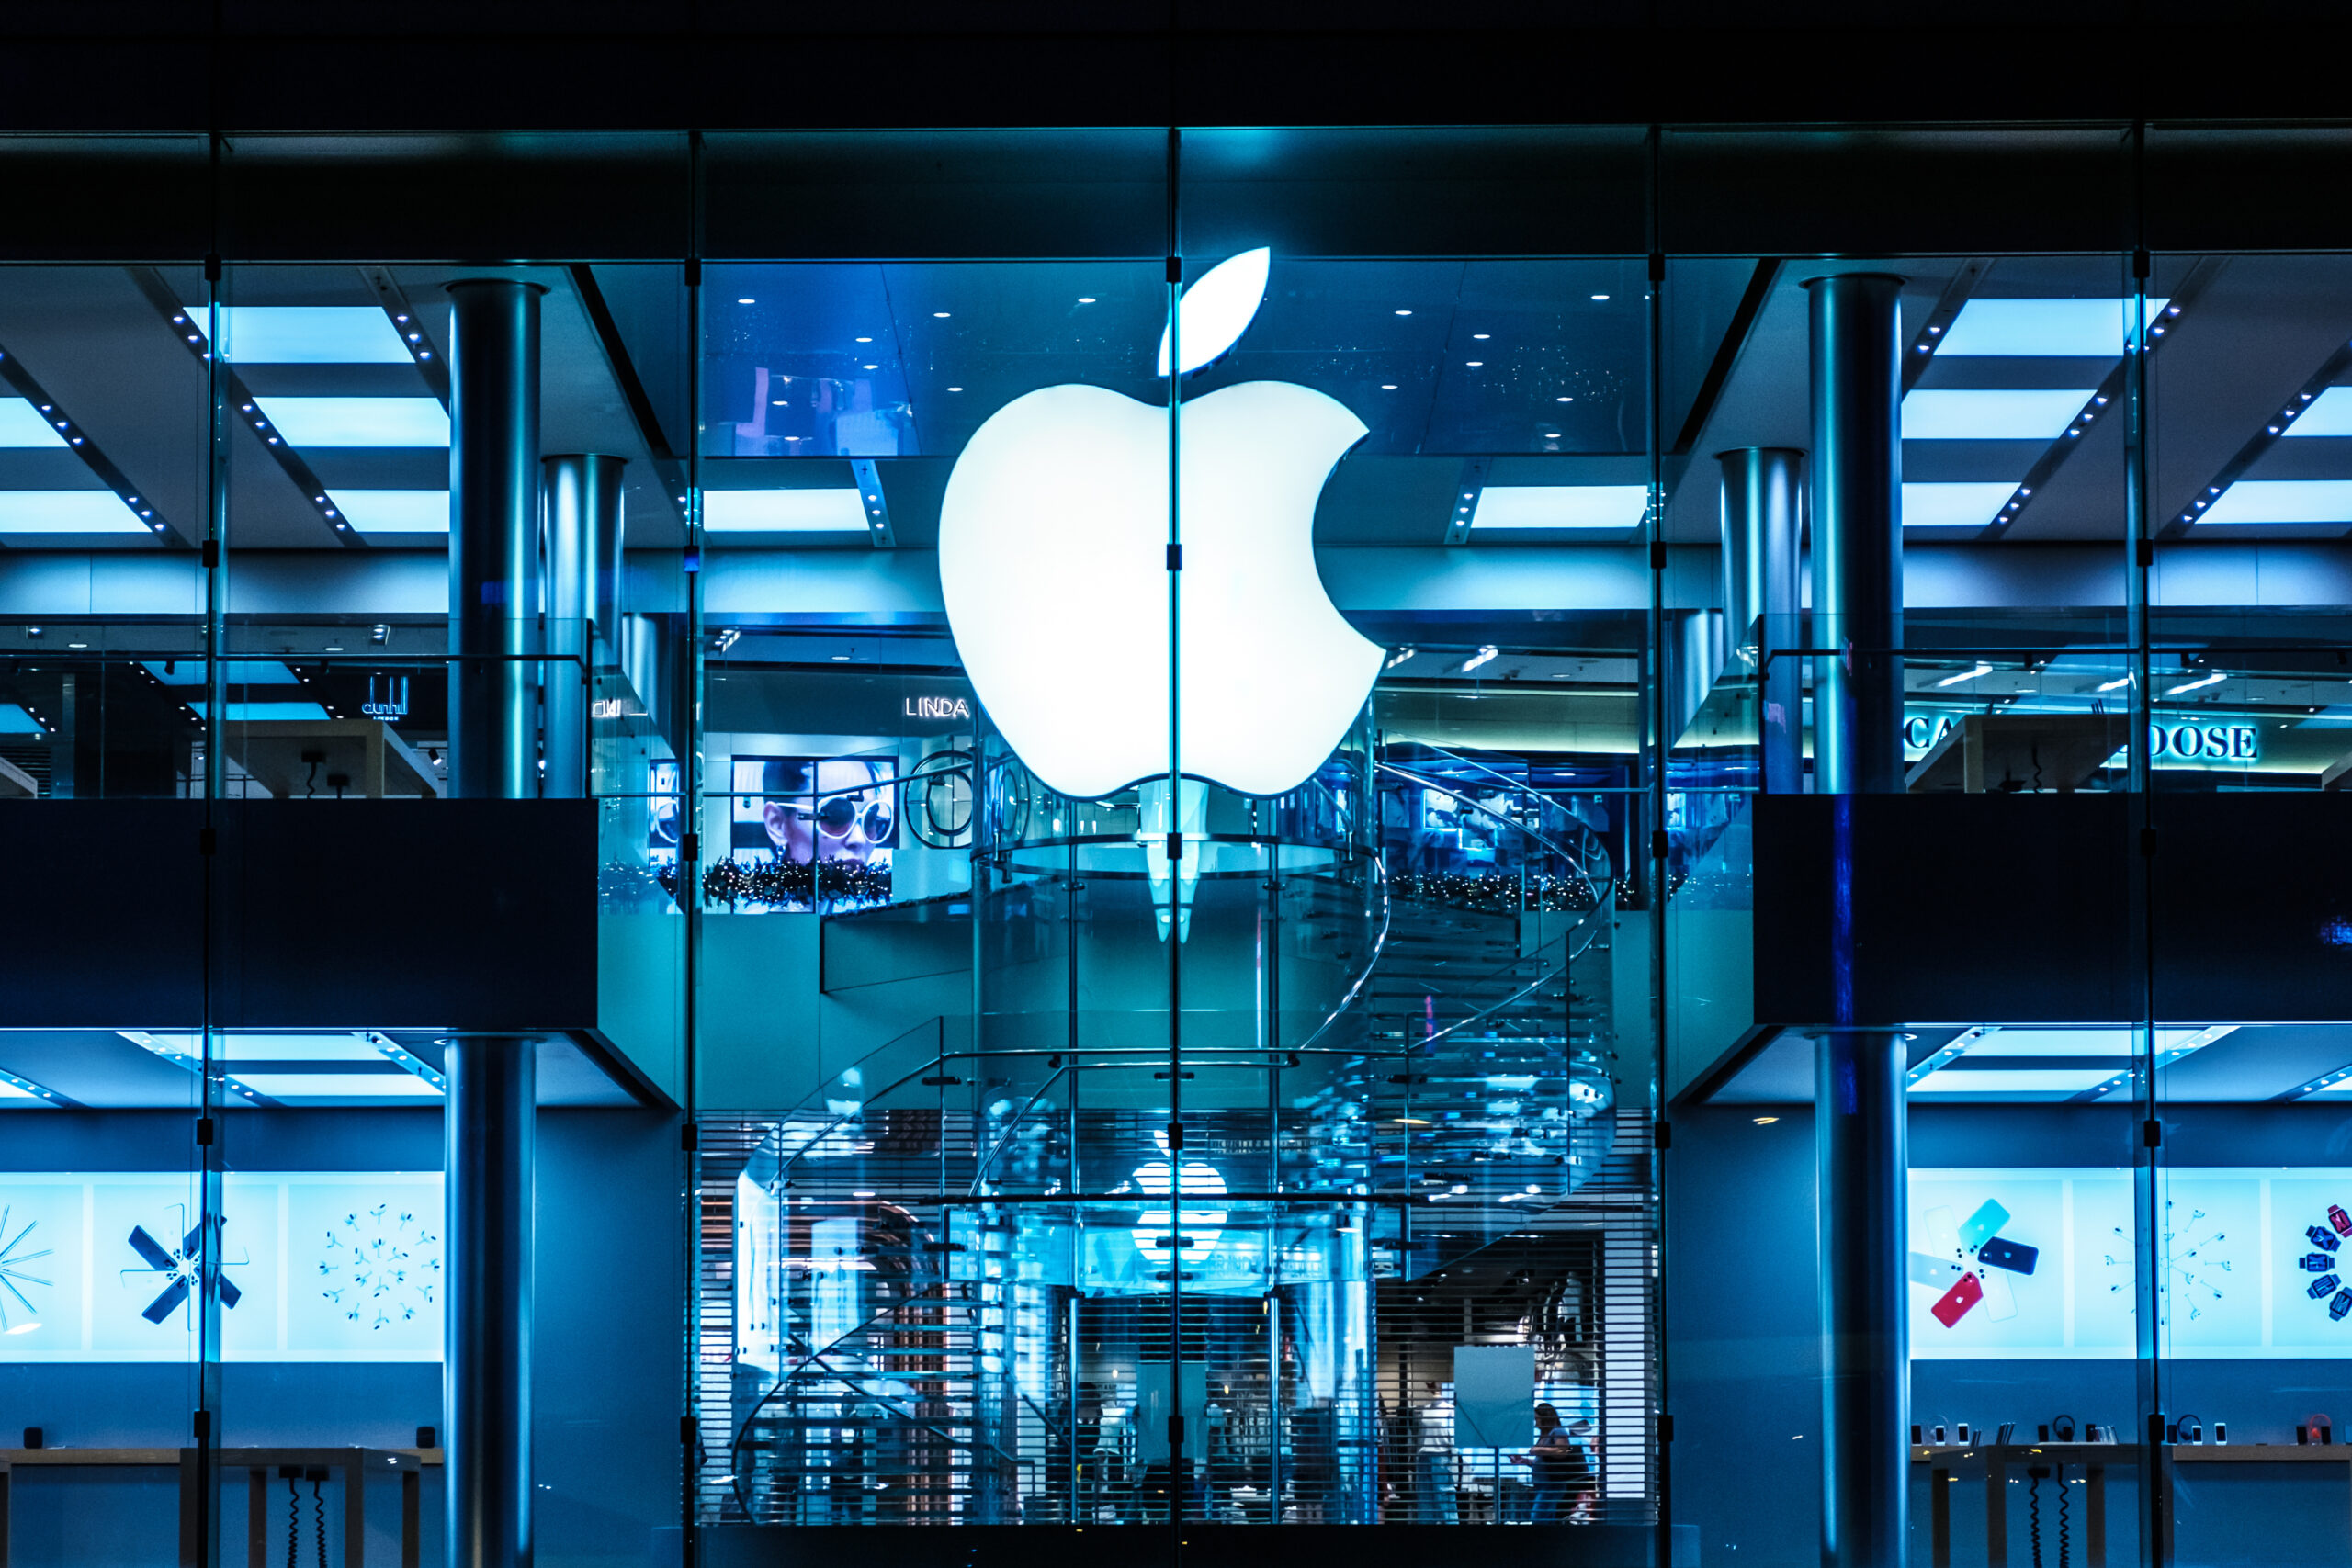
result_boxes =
[0,1205,51,1331]
[317,1202,441,1331]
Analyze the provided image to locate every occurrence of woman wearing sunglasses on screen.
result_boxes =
[754,757,897,911]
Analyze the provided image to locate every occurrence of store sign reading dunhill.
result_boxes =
[361,675,410,721]
[903,695,974,720]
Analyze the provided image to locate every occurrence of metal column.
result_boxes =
[447,279,545,802]
[541,453,626,799]
[446,1036,537,1568]
[1719,446,1804,795]
[444,277,544,1568]
[1805,274,1905,797]
[1804,271,1910,1568]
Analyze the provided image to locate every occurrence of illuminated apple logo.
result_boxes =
[938,249,1383,800]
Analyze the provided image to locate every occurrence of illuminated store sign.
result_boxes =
[1905,712,2262,765]
[360,674,409,721]
[901,694,973,721]
[936,249,1382,799]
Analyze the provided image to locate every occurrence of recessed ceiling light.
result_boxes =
[737,298,756,305]
[1077,297,1097,304]
[933,311,951,319]
[1395,310,1412,316]
[947,386,963,392]
[1380,384,1398,390]
[1591,293,1611,301]
[855,336,873,344]
[1754,1115,1779,1125]
[1542,432,1561,439]
[1465,361,1483,367]
[863,364,879,370]
[1473,333,1491,340]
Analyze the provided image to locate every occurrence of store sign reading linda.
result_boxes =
[1905,712,2261,764]
[902,694,973,721]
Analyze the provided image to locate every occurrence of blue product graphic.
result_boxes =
[2311,1225,2341,1252]
[2312,1274,2342,1300]
[1978,1235,2039,1276]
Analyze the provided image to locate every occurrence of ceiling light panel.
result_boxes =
[331,490,449,534]
[0,491,150,534]
[1469,484,1649,530]
[1903,482,2018,529]
[208,307,418,365]
[2278,386,2352,437]
[0,400,68,448]
[2195,480,2352,526]
[229,1073,442,1100]
[0,704,45,735]
[1909,1068,2118,1095]
[184,702,334,722]
[142,660,300,686]
[1935,297,2171,357]
[703,489,872,532]
[251,397,450,448]
[1902,389,2096,442]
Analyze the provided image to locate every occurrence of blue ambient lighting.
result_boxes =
[1901,389,2096,441]
[331,490,450,534]
[0,491,149,534]
[141,660,300,686]
[1935,297,2173,357]
[2195,480,2352,526]
[205,307,417,365]
[703,490,871,532]
[251,397,450,447]
[0,401,68,447]
[184,702,334,722]
[1469,484,1649,529]
[0,703,44,735]
[2278,385,2352,436]
[1902,482,2018,529]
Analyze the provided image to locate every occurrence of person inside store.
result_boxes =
[1510,1402,1595,1523]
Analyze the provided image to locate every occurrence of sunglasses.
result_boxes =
[782,795,894,841]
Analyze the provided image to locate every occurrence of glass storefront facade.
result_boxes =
[1,123,2350,1568]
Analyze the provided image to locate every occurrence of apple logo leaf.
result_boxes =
[1157,247,1272,378]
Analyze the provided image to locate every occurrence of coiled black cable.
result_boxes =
[2028,1467,2045,1568]
[285,1473,300,1568]
[2056,1465,2072,1568]
[311,1473,328,1568]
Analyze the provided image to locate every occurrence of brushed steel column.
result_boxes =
[1719,446,1805,795]
[445,1034,536,1568]
[1805,274,1905,797]
[541,453,626,798]
[448,280,545,802]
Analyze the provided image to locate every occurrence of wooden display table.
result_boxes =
[0,1445,440,1568]
[1912,1439,2352,1568]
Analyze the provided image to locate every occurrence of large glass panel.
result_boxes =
[0,261,210,1562]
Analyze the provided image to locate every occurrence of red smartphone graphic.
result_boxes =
[1932,1271,1984,1327]
[2331,1204,2350,1237]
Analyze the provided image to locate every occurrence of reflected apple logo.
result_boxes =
[938,249,1383,800]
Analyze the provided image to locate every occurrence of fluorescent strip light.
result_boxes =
[252,397,450,448]
[2094,674,2132,694]
[2196,479,2352,525]
[2278,386,2352,436]
[0,703,43,735]
[0,491,148,534]
[1902,389,2094,441]
[228,1072,442,1100]
[208,307,416,365]
[1460,646,1499,673]
[2165,671,2225,696]
[703,489,871,532]
[1936,297,2172,357]
[142,660,300,687]
[1469,484,1648,530]
[184,701,334,722]
[1903,482,2017,529]
[331,490,448,534]
[0,401,69,448]
[1933,661,1995,689]
[1910,1068,2117,1094]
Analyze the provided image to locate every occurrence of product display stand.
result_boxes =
[0,1445,438,1568]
